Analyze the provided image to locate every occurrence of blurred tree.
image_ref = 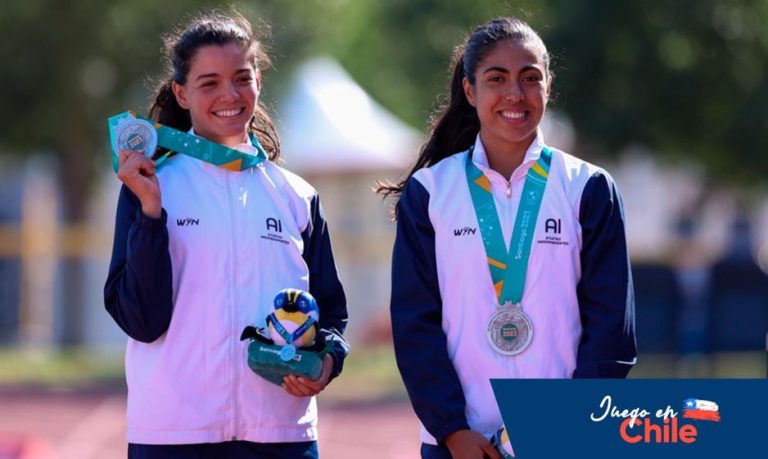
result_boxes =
[543,0,768,183]
[327,0,768,184]
[325,0,551,128]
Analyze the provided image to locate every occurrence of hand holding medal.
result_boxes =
[111,114,162,218]
[112,116,159,161]
[108,110,270,218]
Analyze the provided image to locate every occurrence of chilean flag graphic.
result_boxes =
[682,398,721,422]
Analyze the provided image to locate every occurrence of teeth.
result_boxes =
[214,108,243,118]
[501,111,524,120]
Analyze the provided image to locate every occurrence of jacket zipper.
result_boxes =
[504,178,513,249]
[226,172,240,441]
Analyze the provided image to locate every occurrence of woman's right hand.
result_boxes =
[116,150,162,218]
[444,429,503,459]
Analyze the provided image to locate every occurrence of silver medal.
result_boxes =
[113,117,158,157]
[487,302,533,356]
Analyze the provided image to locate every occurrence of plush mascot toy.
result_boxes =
[268,288,319,348]
[240,289,330,386]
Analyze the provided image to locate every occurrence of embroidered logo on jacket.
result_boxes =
[453,226,477,236]
[545,218,561,234]
[266,217,282,233]
[261,217,289,245]
[538,218,569,246]
[176,218,200,226]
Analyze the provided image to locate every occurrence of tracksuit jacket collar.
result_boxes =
[471,131,545,180]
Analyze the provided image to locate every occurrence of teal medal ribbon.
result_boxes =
[107,111,267,172]
[266,313,317,362]
[465,145,552,355]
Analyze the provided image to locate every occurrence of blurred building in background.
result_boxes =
[0,159,23,346]
[279,57,421,342]
[612,153,768,362]
[0,155,121,349]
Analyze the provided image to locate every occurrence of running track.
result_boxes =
[0,391,420,459]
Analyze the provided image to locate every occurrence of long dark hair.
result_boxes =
[148,12,280,161]
[377,17,550,201]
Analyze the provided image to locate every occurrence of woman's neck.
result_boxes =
[480,132,535,181]
[219,133,249,148]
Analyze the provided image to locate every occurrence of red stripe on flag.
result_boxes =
[683,409,721,422]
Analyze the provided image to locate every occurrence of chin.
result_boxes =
[215,123,248,137]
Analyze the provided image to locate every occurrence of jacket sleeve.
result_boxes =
[301,194,349,383]
[391,178,470,443]
[573,172,637,378]
[103,186,174,343]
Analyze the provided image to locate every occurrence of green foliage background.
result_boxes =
[3,0,767,208]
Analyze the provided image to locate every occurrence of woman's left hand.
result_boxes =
[282,354,334,397]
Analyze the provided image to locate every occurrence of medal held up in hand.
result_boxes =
[107,111,268,173]
[112,116,158,158]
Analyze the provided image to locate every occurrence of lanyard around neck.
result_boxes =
[465,145,552,305]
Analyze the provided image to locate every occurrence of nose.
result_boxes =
[220,81,240,102]
[506,81,523,102]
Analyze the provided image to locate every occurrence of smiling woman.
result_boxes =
[379,17,637,459]
[103,11,349,459]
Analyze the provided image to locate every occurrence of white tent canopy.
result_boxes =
[279,57,421,173]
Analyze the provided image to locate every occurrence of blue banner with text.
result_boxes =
[491,379,766,458]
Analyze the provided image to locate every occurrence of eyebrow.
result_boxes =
[195,68,252,81]
[519,65,542,73]
[482,66,509,74]
[196,73,219,81]
[482,64,542,75]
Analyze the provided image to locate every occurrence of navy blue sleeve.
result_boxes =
[301,195,349,382]
[574,172,637,378]
[103,186,173,343]
[390,178,469,443]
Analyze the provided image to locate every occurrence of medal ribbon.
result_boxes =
[266,313,316,344]
[108,111,267,172]
[465,146,552,305]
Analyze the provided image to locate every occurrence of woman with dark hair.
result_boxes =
[383,17,636,458]
[104,12,348,459]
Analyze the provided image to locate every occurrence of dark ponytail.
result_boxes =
[147,12,280,161]
[377,17,549,204]
[149,80,191,132]
[376,48,478,200]
[419,50,481,174]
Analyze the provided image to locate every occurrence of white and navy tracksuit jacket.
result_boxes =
[104,139,349,445]
[391,134,636,445]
